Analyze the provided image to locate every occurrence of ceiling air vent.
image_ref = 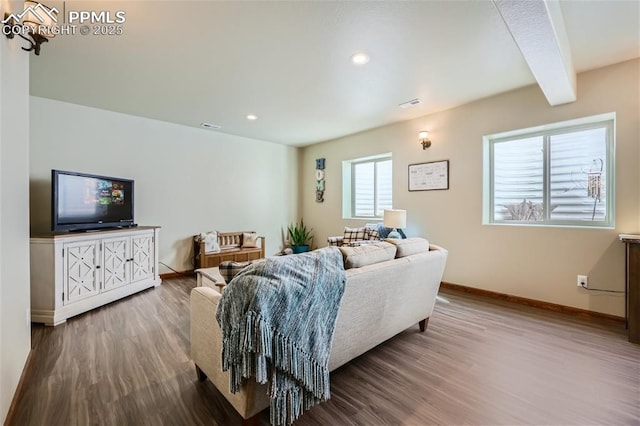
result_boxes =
[200,122,221,130]
[398,98,422,109]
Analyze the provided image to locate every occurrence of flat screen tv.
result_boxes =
[52,169,135,232]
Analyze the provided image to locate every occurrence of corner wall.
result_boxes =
[29,97,299,273]
[0,2,32,421]
[301,59,640,317]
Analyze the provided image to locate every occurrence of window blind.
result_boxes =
[489,120,612,226]
[353,158,392,217]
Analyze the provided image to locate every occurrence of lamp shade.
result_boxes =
[383,209,406,229]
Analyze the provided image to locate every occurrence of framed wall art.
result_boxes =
[408,160,449,191]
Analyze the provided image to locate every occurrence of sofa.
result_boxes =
[190,237,448,424]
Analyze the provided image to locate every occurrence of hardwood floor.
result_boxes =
[9,277,640,425]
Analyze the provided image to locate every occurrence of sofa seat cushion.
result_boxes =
[339,242,397,269]
[386,237,429,258]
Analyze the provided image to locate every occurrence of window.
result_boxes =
[483,113,615,228]
[342,153,392,219]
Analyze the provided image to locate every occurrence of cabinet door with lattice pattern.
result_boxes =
[63,240,100,304]
[102,236,130,292]
[131,234,154,283]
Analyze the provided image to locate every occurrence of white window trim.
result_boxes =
[482,113,616,229]
[342,152,392,220]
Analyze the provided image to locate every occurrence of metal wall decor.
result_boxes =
[315,158,325,202]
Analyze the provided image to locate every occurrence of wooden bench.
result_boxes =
[194,231,265,269]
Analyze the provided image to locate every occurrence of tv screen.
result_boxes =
[52,170,135,232]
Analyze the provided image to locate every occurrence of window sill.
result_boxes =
[483,221,614,230]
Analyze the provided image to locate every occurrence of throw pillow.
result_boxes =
[242,232,260,248]
[343,227,367,244]
[364,223,380,240]
[198,231,220,253]
[327,236,344,247]
[366,228,380,241]
[385,237,429,258]
[218,260,254,282]
[339,242,397,269]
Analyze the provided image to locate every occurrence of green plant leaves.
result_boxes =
[288,219,313,246]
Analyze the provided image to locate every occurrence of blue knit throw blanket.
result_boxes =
[216,247,346,425]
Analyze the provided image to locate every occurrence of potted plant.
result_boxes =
[287,219,313,253]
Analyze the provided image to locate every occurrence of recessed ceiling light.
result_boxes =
[200,122,221,130]
[351,52,370,66]
[246,114,258,121]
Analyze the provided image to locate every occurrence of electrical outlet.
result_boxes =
[577,275,588,288]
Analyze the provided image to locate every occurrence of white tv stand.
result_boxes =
[30,226,161,326]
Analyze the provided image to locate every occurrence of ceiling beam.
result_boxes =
[493,0,576,106]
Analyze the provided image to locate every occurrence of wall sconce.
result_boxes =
[418,131,431,150]
[3,1,58,55]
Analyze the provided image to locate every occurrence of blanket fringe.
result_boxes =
[217,248,346,425]
[222,311,331,424]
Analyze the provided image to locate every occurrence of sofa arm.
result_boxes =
[190,287,223,375]
[190,287,270,419]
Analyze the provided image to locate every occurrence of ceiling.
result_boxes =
[28,0,640,146]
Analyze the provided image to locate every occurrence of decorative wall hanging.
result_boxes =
[408,160,449,191]
[315,158,325,203]
[587,158,603,220]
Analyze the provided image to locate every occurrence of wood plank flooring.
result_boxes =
[9,277,640,425]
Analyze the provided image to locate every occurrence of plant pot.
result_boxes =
[291,245,309,254]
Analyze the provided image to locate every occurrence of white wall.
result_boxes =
[30,97,299,273]
[301,59,640,317]
[0,1,32,421]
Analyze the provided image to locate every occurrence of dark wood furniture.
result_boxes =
[194,231,265,269]
[619,234,640,344]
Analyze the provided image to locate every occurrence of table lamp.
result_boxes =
[383,209,406,239]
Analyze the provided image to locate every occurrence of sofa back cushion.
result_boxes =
[339,242,397,269]
[386,237,429,258]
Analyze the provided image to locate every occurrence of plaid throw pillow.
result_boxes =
[327,236,343,247]
[343,227,367,244]
[366,228,380,241]
[218,261,254,282]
